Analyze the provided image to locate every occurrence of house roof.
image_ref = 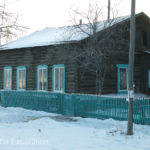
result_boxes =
[0,12,148,51]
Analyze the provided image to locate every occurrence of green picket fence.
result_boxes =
[1,90,150,125]
[74,95,150,125]
[1,91,62,114]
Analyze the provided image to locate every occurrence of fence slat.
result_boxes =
[1,91,150,125]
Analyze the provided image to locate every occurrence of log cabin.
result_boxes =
[0,12,150,95]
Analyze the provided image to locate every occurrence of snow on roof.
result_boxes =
[0,15,130,51]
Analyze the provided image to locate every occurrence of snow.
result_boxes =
[0,107,149,150]
[71,92,150,99]
[0,15,130,51]
[102,93,150,98]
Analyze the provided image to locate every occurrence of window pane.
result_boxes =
[22,70,25,89]
[54,67,65,92]
[43,69,47,91]
[5,69,11,89]
[39,69,43,90]
[60,68,64,91]
[19,70,22,89]
[55,68,59,91]
[38,67,47,91]
[18,69,26,90]
[120,68,127,90]
[149,71,150,87]
[9,70,11,88]
[5,70,9,88]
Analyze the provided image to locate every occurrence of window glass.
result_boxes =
[39,69,43,90]
[4,68,12,89]
[60,68,64,91]
[55,68,59,91]
[43,68,47,91]
[54,66,65,92]
[38,66,47,91]
[17,68,26,90]
[148,70,150,88]
[143,31,147,46]
[19,70,22,89]
[22,70,25,89]
[120,68,127,91]
[5,70,8,88]
[8,70,11,88]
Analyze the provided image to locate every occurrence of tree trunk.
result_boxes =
[95,67,106,95]
[96,70,104,95]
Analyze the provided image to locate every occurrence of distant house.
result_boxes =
[0,12,150,95]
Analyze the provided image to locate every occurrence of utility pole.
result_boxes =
[108,0,110,21]
[127,0,136,135]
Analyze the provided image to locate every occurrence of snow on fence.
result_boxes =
[1,91,150,125]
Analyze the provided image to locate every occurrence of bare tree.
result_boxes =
[0,1,27,44]
[68,0,129,94]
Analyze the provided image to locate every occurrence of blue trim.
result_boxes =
[37,65,48,91]
[16,66,27,90]
[117,64,128,68]
[117,64,128,94]
[52,65,54,92]
[52,64,65,93]
[3,66,12,90]
[148,69,150,88]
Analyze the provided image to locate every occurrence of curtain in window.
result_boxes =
[54,67,64,92]
[18,69,26,90]
[38,68,47,91]
[5,69,11,89]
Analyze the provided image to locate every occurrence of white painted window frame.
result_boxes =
[37,66,48,91]
[17,67,26,90]
[54,66,65,93]
[4,67,12,90]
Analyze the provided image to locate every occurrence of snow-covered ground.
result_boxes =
[0,107,149,150]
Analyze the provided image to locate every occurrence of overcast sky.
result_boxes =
[4,0,150,34]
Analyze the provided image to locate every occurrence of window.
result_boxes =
[117,64,128,94]
[142,31,147,47]
[17,66,26,90]
[148,70,150,88]
[52,64,65,93]
[4,66,12,90]
[37,65,48,91]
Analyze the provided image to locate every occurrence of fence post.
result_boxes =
[1,91,5,107]
[141,106,145,125]
[61,94,75,117]
[74,94,80,117]
[72,94,76,117]
[61,93,64,115]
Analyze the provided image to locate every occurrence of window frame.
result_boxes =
[16,66,26,91]
[37,65,48,91]
[117,64,128,94]
[142,31,147,47]
[52,64,65,93]
[148,69,150,88]
[3,66,12,90]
